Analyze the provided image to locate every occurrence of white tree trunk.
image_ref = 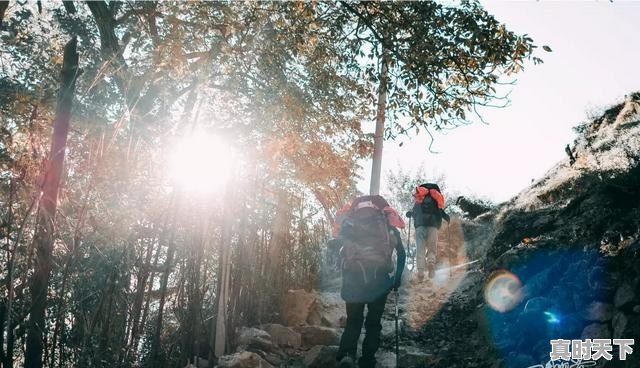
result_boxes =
[369,52,388,195]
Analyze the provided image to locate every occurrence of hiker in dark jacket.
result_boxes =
[335,196,406,368]
[407,183,449,281]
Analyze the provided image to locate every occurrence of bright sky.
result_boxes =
[359,0,640,203]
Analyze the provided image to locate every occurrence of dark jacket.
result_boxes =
[412,201,449,229]
[340,228,406,303]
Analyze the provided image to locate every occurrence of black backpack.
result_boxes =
[339,195,395,279]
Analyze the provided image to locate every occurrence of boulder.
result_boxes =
[612,313,639,340]
[614,283,635,308]
[587,267,617,291]
[303,345,339,368]
[217,351,274,368]
[307,292,346,328]
[581,301,613,322]
[236,327,275,352]
[612,312,628,339]
[294,326,341,347]
[262,324,301,348]
[283,289,317,326]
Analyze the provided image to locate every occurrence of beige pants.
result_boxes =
[415,226,438,273]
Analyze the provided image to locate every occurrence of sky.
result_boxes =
[358,0,640,203]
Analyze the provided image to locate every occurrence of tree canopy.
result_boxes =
[0,1,539,367]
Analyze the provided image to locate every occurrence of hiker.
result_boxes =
[406,183,450,281]
[334,195,406,368]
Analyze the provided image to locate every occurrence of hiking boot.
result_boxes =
[339,356,356,368]
[358,357,376,368]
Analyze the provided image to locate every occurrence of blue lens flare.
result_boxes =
[483,249,606,367]
[544,311,560,324]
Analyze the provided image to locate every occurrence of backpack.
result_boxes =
[339,195,395,279]
[413,183,445,228]
[414,183,444,213]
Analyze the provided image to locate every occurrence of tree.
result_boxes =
[322,1,541,193]
[0,2,542,366]
[24,36,78,368]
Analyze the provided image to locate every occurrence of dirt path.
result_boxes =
[402,261,477,331]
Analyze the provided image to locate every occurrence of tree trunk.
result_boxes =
[3,178,16,368]
[24,36,78,368]
[86,1,121,62]
[127,237,155,352]
[0,1,8,28]
[214,206,232,358]
[369,51,388,195]
[151,236,176,367]
[62,1,76,14]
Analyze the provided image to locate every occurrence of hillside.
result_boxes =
[411,93,640,368]
[212,94,640,368]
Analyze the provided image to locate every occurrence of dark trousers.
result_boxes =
[337,293,388,367]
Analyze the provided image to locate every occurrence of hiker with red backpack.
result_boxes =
[407,183,450,281]
[334,195,406,368]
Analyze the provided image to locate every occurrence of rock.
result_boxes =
[634,305,640,313]
[614,283,635,308]
[612,314,640,340]
[217,351,274,368]
[612,312,628,339]
[294,326,341,347]
[303,345,339,368]
[262,352,284,367]
[308,292,346,328]
[581,301,613,322]
[580,323,611,340]
[587,267,617,291]
[398,346,434,368]
[375,350,396,368]
[236,327,275,352]
[262,324,301,348]
[283,289,317,326]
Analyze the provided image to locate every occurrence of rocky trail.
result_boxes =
[206,263,484,368]
[209,94,640,367]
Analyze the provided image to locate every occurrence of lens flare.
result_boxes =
[544,311,561,324]
[484,270,523,312]
[167,132,233,195]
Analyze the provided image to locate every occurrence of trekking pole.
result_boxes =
[407,216,413,270]
[394,288,399,367]
[447,220,453,278]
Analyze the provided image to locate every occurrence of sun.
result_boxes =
[167,133,233,195]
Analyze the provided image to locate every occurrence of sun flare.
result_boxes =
[167,133,233,195]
